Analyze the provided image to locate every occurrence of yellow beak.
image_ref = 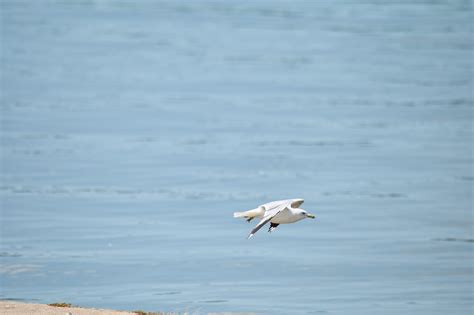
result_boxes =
[306,213,316,219]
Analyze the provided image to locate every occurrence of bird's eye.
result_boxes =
[302,212,307,215]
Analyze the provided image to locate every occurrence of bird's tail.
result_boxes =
[233,211,248,218]
[233,207,264,219]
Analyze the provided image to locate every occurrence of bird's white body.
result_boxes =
[233,198,315,238]
[270,207,306,224]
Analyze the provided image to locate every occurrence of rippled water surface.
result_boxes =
[1,1,472,314]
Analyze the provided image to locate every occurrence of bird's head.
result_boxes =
[299,209,316,219]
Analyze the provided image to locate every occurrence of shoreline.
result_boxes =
[0,300,152,315]
[0,301,255,315]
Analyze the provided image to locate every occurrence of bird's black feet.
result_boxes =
[246,217,254,223]
[268,223,279,233]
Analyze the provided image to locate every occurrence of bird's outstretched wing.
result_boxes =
[291,198,304,208]
[261,198,304,211]
[247,202,289,239]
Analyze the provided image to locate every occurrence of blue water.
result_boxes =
[1,1,472,314]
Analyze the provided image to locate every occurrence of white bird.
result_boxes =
[233,198,316,239]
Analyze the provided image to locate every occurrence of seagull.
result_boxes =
[233,198,316,239]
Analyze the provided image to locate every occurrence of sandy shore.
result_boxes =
[0,301,255,315]
[0,301,140,315]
